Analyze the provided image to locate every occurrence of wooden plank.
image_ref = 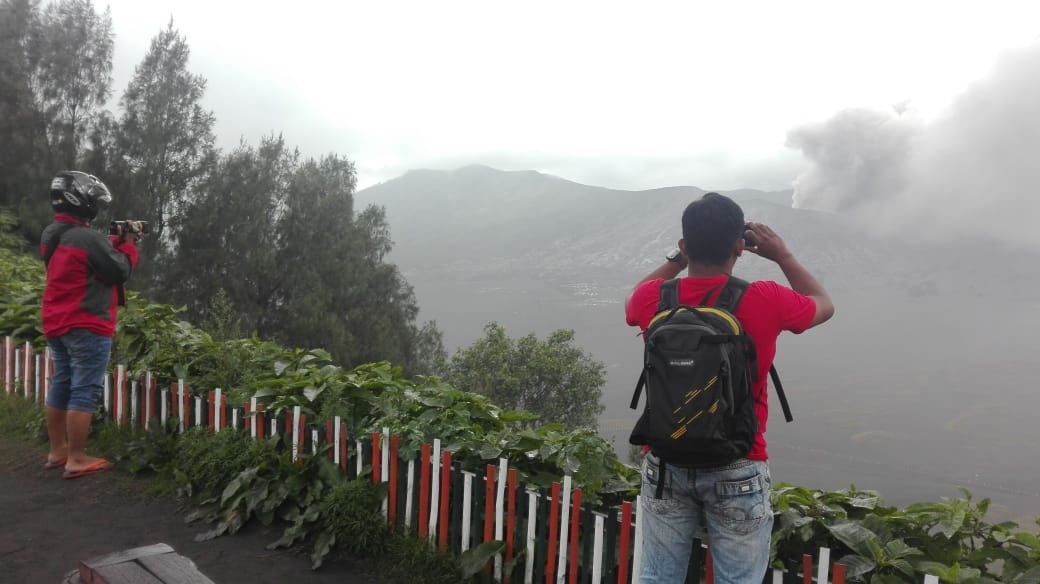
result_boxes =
[87,561,164,584]
[75,544,216,584]
[138,553,216,584]
[80,544,175,569]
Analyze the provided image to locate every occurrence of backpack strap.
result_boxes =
[771,365,793,423]
[42,223,79,266]
[716,276,794,423]
[656,278,680,312]
[632,278,682,410]
[713,276,749,312]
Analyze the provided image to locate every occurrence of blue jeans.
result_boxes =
[46,329,112,413]
[639,452,773,584]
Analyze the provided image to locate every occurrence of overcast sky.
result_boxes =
[102,2,1039,213]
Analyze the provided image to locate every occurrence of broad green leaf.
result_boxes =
[459,540,505,578]
[310,530,336,569]
[479,444,503,460]
[884,539,922,560]
[834,555,875,579]
[826,521,881,558]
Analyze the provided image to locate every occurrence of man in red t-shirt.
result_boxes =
[625,192,833,584]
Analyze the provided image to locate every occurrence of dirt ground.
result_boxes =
[0,438,380,583]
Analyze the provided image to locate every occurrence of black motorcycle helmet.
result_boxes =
[49,171,112,220]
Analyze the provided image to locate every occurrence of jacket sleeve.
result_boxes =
[86,233,138,285]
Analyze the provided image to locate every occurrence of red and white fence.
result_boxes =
[1,336,938,584]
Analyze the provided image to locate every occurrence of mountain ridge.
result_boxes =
[352,165,1040,520]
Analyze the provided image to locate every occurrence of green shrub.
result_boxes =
[173,426,270,500]
[370,535,467,584]
[120,417,182,475]
[310,479,389,567]
[0,394,40,438]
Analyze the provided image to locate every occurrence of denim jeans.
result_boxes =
[46,329,112,413]
[639,452,773,584]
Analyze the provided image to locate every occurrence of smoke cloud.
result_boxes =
[788,42,1040,247]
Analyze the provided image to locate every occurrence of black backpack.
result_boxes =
[629,276,792,469]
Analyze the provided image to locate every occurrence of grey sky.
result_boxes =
[103,1,1039,203]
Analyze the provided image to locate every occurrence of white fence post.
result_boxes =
[21,341,31,398]
[405,459,416,529]
[160,388,168,428]
[42,346,52,403]
[591,512,606,583]
[115,365,125,426]
[524,489,538,584]
[461,471,474,552]
[556,475,572,584]
[428,438,442,542]
[291,405,301,462]
[817,547,831,584]
[3,336,12,395]
[495,457,508,580]
[143,372,152,430]
[332,415,341,465]
[130,378,139,427]
[250,398,259,439]
[214,388,223,432]
[177,379,186,432]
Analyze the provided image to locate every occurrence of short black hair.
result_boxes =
[681,192,745,266]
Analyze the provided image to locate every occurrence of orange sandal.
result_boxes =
[62,459,113,480]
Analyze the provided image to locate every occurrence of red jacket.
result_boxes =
[40,214,139,338]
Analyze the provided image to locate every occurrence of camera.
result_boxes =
[742,223,754,246]
[109,220,150,235]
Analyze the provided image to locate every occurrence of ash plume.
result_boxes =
[788,41,1040,248]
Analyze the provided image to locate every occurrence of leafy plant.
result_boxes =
[173,426,271,500]
[113,294,211,380]
[310,478,388,568]
[120,417,182,475]
[771,483,1040,583]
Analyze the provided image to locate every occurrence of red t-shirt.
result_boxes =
[625,275,816,460]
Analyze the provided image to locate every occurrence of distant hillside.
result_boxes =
[355,165,1040,521]
[354,164,982,297]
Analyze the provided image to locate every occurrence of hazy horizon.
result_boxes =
[357,166,1040,523]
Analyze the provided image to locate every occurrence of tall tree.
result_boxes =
[439,323,606,428]
[113,20,216,291]
[273,158,444,372]
[159,135,293,334]
[0,0,47,240]
[115,20,215,241]
[31,0,113,169]
[161,137,444,375]
[0,0,113,241]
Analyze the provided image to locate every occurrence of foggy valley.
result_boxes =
[356,165,1040,522]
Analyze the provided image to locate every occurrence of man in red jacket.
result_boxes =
[625,192,834,583]
[40,171,141,479]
